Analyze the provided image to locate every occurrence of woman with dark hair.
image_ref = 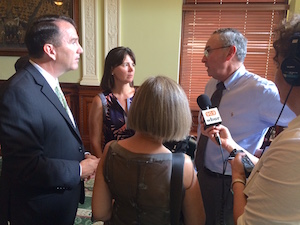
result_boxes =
[89,46,136,158]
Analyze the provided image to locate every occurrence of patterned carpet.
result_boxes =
[75,179,103,225]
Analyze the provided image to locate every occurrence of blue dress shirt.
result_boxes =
[197,65,296,175]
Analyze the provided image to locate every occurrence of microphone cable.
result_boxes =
[260,85,293,156]
[216,134,227,225]
[215,85,294,225]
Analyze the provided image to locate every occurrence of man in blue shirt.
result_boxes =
[195,28,295,225]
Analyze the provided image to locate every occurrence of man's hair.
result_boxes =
[14,55,29,72]
[273,14,300,62]
[128,76,192,142]
[213,28,248,62]
[25,15,76,58]
[100,46,136,91]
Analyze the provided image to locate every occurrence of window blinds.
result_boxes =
[180,0,288,110]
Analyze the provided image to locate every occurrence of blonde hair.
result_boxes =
[128,76,192,142]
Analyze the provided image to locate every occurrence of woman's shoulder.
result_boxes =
[99,90,113,98]
[182,154,196,189]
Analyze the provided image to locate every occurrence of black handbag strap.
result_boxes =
[170,153,185,225]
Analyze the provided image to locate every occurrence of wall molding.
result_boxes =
[80,0,120,86]
[80,0,100,86]
[104,0,120,56]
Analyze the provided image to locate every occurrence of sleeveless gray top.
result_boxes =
[104,141,173,225]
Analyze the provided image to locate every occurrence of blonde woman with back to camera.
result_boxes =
[92,76,206,225]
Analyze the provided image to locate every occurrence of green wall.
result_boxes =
[0,0,182,85]
[289,0,300,17]
[0,56,19,80]
[120,0,182,84]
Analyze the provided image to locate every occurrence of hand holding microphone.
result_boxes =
[197,94,222,145]
[198,94,255,177]
[197,94,243,150]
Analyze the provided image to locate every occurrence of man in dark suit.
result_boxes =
[0,15,99,225]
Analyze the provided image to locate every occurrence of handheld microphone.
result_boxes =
[197,94,222,145]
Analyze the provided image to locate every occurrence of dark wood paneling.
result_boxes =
[78,86,100,151]
[61,83,100,152]
[0,79,199,153]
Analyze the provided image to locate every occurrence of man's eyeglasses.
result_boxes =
[204,46,231,57]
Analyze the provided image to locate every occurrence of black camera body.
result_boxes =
[228,149,254,178]
[164,135,197,159]
[228,149,243,160]
[242,155,255,178]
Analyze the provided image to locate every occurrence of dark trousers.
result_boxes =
[198,167,234,225]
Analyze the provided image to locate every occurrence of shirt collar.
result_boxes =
[224,64,246,90]
[29,60,58,91]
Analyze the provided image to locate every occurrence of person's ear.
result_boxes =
[111,66,115,76]
[43,44,56,61]
[226,45,236,61]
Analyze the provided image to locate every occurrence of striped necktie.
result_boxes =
[55,84,76,127]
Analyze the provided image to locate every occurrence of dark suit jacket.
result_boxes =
[0,63,85,225]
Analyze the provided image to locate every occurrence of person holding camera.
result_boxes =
[202,14,300,225]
